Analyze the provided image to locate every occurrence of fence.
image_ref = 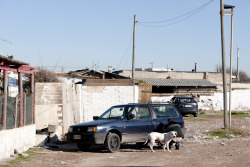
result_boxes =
[0,93,33,131]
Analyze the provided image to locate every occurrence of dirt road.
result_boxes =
[1,114,250,167]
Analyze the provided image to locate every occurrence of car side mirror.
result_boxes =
[128,114,135,120]
[93,116,99,120]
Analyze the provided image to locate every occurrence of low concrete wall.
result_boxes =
[0,125,36,161]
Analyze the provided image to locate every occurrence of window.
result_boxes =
[130,106,151,119]
[179,98,195,103]
[101,106,132,119]
[152,105,179,118]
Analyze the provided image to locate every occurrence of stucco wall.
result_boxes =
[81,86,138,122]
[0,125,36,161]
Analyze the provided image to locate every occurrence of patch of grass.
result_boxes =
[184,117,209,121]
[206,128,241,139]
[2,148,37,167]
[199,111,206,115]
[231,111,249,117]
[204,137,214,140]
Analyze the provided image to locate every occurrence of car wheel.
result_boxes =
[193,113,198,117]
[105,133,120,153]
[77,143,91,151]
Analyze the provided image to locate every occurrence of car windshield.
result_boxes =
[99,106,132,119]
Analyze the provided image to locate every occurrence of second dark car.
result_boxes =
[170,96,198,117]
[66,103,185,153]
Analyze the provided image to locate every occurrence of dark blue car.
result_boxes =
[66,103,185,152]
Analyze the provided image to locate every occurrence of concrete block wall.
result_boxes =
[62,84,82,135]
[35,83,63,105]
[81,86,138,122]
[0,125,36,161]
[35,83,64,130]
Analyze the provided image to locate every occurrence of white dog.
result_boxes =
[144,131,177,152]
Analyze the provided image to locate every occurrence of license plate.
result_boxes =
[185,105,192,107]
[73,135,81,139]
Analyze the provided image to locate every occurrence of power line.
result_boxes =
[115,35,133,70]
[138,0,214,27]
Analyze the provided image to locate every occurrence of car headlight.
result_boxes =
[68,127,73,133]
[87,127,97,132]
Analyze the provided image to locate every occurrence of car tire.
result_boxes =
[193,113,198,117]
[77,143,91,151]
[105,133,120,153]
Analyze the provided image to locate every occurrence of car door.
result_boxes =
[121,105,155,143]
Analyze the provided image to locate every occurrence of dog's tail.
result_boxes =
[143,134,150,145]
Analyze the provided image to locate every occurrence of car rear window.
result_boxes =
[179,98,196,103]
[152,105,179,118]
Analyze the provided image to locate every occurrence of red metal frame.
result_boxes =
[1,60,35,129]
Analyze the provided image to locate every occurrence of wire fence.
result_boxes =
[0,93,33,131]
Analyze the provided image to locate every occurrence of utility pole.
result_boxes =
[237,44,240,82]
[132,15,136,79]
[220,0,228,129]
[228,5,234,128]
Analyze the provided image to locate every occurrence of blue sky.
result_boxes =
[0,0,249,75]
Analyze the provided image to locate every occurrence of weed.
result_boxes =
[184,117,209,121]
[231,111,249,117]
[2,148,37,167]
[206,128,241,139]
[199,111,206,115]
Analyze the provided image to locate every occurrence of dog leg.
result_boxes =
[167,140,172,152]
[149,142,155,152]
[163,143,167,152]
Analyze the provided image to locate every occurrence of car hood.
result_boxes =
[71,119,120,127]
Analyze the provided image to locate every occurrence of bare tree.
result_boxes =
[35,68,60,83]
[215,65,249,82]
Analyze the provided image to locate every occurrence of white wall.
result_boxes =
[0,125,36,161]
[152,89,250,111]
[81,86,138,122]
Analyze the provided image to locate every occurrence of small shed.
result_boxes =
[138,78,217,96]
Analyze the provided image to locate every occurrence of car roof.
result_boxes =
[114,103,171,107]
[175,96,193,98]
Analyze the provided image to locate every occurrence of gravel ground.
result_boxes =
[1,113,250,167]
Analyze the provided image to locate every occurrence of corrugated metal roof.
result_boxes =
[137,78,216,87]
[0,55,29,66]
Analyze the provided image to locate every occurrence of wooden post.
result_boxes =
[18,72,23,127]
[2,70,8,129]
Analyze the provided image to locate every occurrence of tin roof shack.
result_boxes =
[57,68,130,84]
[138,78,216,96]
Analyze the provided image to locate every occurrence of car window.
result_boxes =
[100,106,132,119]
[130,106,151,119]
[179,98,195,103]
[152,105,179,118]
